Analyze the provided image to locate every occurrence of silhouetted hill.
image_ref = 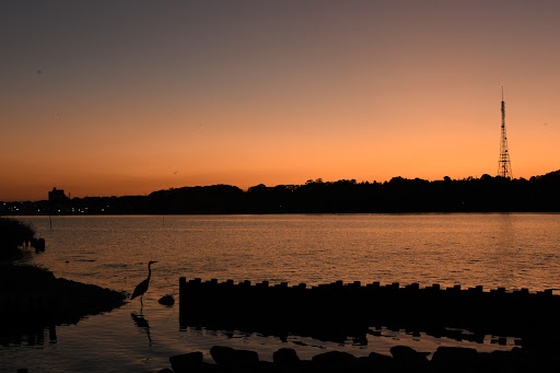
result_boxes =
[2,170,560,215]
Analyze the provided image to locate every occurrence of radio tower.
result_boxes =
[497,86,513,178]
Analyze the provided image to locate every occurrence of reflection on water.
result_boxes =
[0,297,527,372]
[0,324,58,348]
[130,312,151,346]
[2,213,559,372]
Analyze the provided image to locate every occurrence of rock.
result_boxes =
[210,345,233,366]
[346,356,384,373]
[272,347,300,367]
[477,350,516,371]
[169,351,203,373]
[477,349,544,372]
[390,345,429,360]
[210,345,259,369]
[431,346,478,372]
[390,345,430,371]
[232,349,259,367]
[254,360,280,373]
[367,351,394,371]
[158,294,175,306]
[311,350,356,372]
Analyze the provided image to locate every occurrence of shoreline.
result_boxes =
[0,264,127,341]
[4,266,560,372]
[161,344,560,373]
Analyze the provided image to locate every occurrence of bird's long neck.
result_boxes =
[147,263,152,280]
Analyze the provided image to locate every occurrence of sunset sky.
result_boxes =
[2,1,559,201]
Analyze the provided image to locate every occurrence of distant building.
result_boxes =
[48,187,69,203]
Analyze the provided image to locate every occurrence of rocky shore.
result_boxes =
[0,264,127,341]
[4,263,559,372]
[175,278,560,372]
[159,344,560,373]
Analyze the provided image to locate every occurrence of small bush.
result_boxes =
[0,217,37,260]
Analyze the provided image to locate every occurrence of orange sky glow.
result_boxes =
[1,1,559,201]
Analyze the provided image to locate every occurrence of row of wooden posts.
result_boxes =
[179,277,560,348]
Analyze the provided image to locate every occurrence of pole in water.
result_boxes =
[49,216,52,230]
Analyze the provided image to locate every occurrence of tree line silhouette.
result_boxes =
[2,170,559,215]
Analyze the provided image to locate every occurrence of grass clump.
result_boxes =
[0,217,37,260]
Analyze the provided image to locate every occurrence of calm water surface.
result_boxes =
[2,213,560,372]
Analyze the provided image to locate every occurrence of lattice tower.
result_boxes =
[497,87,513,178]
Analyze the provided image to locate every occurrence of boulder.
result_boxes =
[431,346,478,372]
[311,350,356,372]
[210,345,259,369]
[169,351,203,373]
[272,347,300,367]
[477,349,543,372]
[367,351,394,371]
[390,345,430,372]
[158,294,175,306]
[346,356,386,373]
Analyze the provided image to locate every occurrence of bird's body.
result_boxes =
[131,260,157,302]
[130,278,150,300]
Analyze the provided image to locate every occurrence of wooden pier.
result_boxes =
[179,278,560,348]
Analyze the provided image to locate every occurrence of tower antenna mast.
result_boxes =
[497,86,513,178]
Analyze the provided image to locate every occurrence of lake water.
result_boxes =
[2,213,560,372]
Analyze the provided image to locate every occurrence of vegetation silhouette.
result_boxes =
[0,217,40,260]
[2,169,560,215]
[0,263,126,345]
[1,218,126,344]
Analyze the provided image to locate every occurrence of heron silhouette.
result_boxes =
[130,260,158,305]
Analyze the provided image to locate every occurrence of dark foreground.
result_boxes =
[175,278,560,373]
[159,344,560,373]
[3,267,559,372]
[0,264,126,343]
